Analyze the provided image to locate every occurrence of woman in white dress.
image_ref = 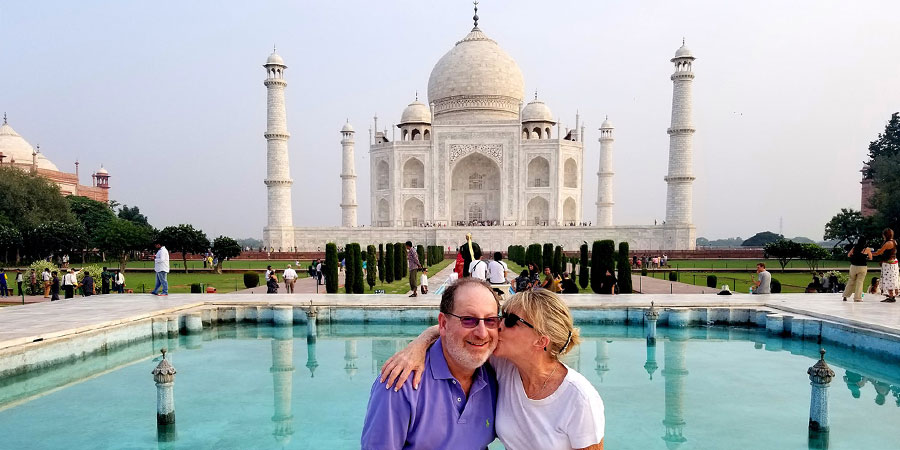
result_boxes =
[872,228,898,303]
[381,288,605,449]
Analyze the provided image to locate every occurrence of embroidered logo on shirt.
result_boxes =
[486,419,490,428]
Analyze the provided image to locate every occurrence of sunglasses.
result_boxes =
[445,312,502,329]
[502,312,535,329]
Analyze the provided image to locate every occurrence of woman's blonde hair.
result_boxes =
[503,288,581,358]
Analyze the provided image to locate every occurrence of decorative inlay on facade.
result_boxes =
[433,95,520,116]
[449,143,503,164]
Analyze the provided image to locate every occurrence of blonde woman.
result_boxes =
[381,288,605,449]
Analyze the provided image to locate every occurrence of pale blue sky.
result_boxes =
[3,1,899,241]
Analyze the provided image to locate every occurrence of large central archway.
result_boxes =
[451,153,501,224]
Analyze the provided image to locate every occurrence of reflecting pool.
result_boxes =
[1,323,897,449]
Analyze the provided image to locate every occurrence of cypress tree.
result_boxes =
[385,243,394,283]
[417,244,426,268]
[366,244,377,289]
[345,243,356,294]
[352,244,365,294]
[377,243,385,283]
[552,245,563,275]
[542,243,554,271]
[579,243,589,289]
[526,243,542,270]
[394,242,404,280]
[617,241,632,293]
[590,241,602,293]
[325,243,338,293]
[591,240,616,293]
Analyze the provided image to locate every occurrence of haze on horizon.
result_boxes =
[2,0,898,243]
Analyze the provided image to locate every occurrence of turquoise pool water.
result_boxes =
[1,323,898,449]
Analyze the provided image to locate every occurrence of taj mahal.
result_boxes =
[263,10,696,252]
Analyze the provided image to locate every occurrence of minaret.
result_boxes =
[596,117,615,226]
[662,331,689,447]
[263,48,295,250]
[664,41,696,225]
[270,326,295,446]
[340,120,358,227]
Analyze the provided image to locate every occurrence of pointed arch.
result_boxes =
[376,160,390,190]
[527,196,549,225]
[563,197,577,223]
[403,197,425,226]
[564,158,578,188]
[403,158,425,188]
[528,156,550,187]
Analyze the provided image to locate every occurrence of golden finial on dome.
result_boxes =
[473,1,479,28]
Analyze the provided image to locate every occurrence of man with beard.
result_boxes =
[361,278,500,449]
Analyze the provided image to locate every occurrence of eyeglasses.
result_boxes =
[502,312,535,329]
[445,312,502,329]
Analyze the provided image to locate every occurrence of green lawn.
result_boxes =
[125,259,316,271]
[665,259,851,270]
[122,272,260,293]
[643,269,880,294]
[365,258,454,294]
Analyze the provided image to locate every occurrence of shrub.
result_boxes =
[543,243,554,271]
[579,243,589,289]
[526,243,542,270]
[345,243,357,294]
[641,268,648,276]
[325,243,339,293]
[366,245,377,289]
[379,243,387,283]
[243,271,259,288]
[591,240,615,293]
[394,243,405,279]
[190,283,202,293]
[669,271,678,282]
[706,275,718,289]
[417,245,426,268]
[771,278,782,293]
[384,243,394,283]
[617,242,632,294]
[352,243,364,294]
[552,245,563,275]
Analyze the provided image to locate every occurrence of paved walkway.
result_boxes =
[632,275,714,294]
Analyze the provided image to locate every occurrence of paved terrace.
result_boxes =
[1,292,899,353]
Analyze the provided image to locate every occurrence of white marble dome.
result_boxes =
[399,101,431,124]
[521,99,554,123]
[427,27,525,118]
[0,122,58,171]
[95,165,109,175]
[341,120,355,133]
[266,51,285,66]
[674,44,693,59]
[601,117,614,129]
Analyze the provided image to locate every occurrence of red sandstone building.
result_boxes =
[860,163,875,217]
[0,115,110,202]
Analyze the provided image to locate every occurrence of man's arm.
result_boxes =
[381,325,438,390]
[361,377,413,450]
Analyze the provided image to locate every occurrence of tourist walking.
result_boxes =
[82,272,95,297]
[16,269,23,296]
[42,268,51,298]
[101,267,111,294]
[29,269,37,296]
[50,271,60,301]
[872,228,898,302]
[752,263,771,294]
[115,270,126,293]
[283,264,297,293]
[842,237,872,302]
[151,243,169,296]
[266,272,279,294]
[62,269,78,299]
[0,268,7,297]
[406,241,423,297]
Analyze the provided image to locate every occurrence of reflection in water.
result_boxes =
[662,333,688,449]
[306,337,319,377]
[841,369,900,407]
[843,370,865,399]
[644,340,659,380]
[372,340,405,375]
[595,341,610,382]
[156,423,177,449]
[344,340,359,379]
[270,326,294,446]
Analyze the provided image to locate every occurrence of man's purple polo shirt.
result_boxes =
[361,337,498,450]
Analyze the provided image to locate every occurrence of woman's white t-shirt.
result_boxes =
[492,356,605,450]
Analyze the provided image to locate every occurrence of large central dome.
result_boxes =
[427,27,525,121]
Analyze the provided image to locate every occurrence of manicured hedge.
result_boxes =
[617,242,632,294]
[243,271,259,288]
[325,243,338,293]
[384,243,394,283]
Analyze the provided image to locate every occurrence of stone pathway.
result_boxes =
[631,275,715,294]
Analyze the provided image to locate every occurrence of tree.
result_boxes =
[416,244,426,268]
[590,241,603,293]
[0,224,23,264]
[211,236,242,273]
[378,243,386,283]
[0,166,76,234]
[345,243,357,294]
[93,219,153,271]
[352,244,365,294]
[870,150,900,232]
[742,231,783,247]
[579,243,589,289]
[366,244,377,289]
[393,243,405,281]
[117,204,150,227]
[824,208,879,248]
[385,243,394,283]
[552,245,563,275]
[864,112,900,179]
[763,239,803,272]
[542,243,554,271]
[67,195,116,238]
[590,240,616,293]
[617,242,633,293]
[798,243,830,273]
[525,243,542,270]
[24,221,88,261]
[157,224,210,273]
[325,243,338,293]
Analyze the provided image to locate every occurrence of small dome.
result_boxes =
[600,117,614,129]
[341,121,355,133]
[674,44,693,59]
[266,51,285,66]
[96,166,109,175]
[521,99,554,123]
[400,101,432,125]
[0,121,59,171]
